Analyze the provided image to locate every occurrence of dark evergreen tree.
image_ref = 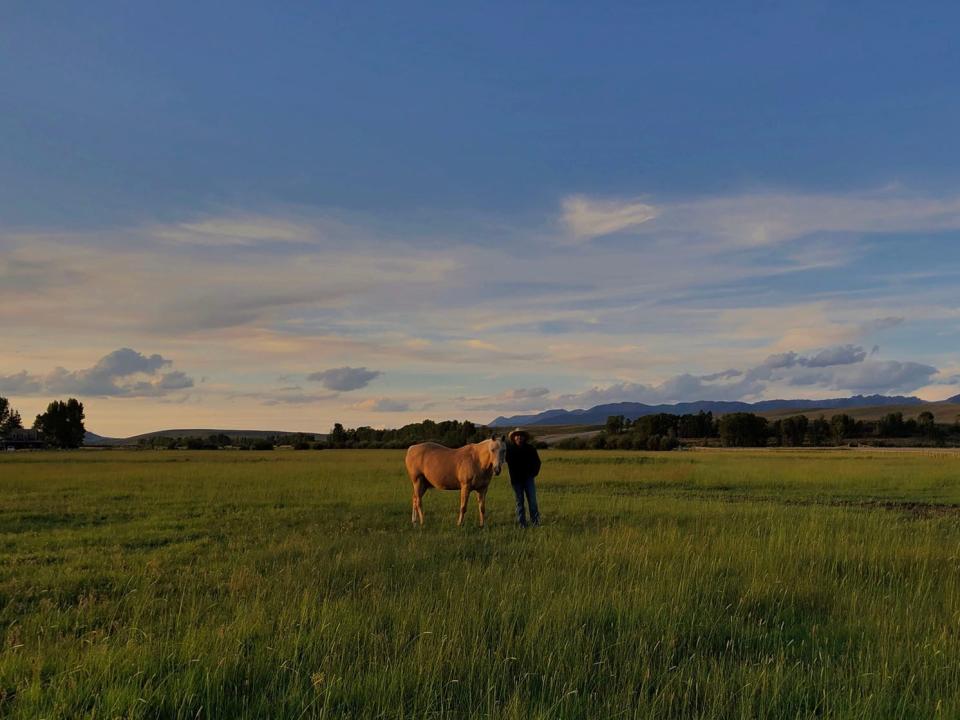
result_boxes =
[0,396,23,436]
[33,398,85,448]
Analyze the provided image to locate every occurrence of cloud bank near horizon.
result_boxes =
[2,186,960,434]
[0,348,194,399]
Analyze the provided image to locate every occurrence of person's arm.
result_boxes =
[531,446,541,477]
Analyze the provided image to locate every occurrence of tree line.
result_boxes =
[135,420,495,450]
[555,410,960,450]
[137,433,315,450]
[0,396,86,448]
[326,419,494,449]
[557,411,715,450]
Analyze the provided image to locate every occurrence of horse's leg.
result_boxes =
[409,471,419,524]
[457,485,469,527]
[415,477,428,526]
[477,488,487,528]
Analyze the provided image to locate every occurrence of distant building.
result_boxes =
[3,429,47,450]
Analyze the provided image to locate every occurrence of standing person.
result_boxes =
[505,428,541,527]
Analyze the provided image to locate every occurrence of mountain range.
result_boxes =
[490,394,951,427]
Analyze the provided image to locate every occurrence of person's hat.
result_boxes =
[508,427,529,441]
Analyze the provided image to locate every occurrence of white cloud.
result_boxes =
[561,195,659,240]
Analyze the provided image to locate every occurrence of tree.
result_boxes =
[913,410,943,443]
[876,412,908,438]
[33,398,86,448]
[779,415,809,446]
[605,415,626,435]
[633,413,680,440]
[718,413,768,447]
[916,411,936,437]
[0,396,23,436]
[806,416,831,446]
[329,423,348,447]
[830,414,857,444]
[678,411,714,439]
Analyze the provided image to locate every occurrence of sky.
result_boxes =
[2,1,960,436]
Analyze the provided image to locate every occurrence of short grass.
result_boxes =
[1,448,959,719]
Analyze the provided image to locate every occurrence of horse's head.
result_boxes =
[489,435,507,476]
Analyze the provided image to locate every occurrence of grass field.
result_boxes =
[1,449,959,719]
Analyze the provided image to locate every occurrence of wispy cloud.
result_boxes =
[151,216,318,247]
[307,366,382,391]
[351,397,411,412]
[458,387,552,412]
[260,391,340,406]
[1,224,460,336]
[561,195,659,240]
[561,189,960,247]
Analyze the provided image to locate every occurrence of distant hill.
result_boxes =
[490,395,927,427]
[84,428,323,446]
[82,431,124,446]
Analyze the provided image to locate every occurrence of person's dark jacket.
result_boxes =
[505,442,541,483]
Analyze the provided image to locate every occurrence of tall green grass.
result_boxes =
[1,449,958,718]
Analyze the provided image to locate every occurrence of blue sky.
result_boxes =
[2,2,960,434]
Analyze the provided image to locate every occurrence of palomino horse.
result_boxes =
[404,436,507,527]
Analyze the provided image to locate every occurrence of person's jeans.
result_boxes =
[511,476,540,527]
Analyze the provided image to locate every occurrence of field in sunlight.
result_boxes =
[1,449,959,719]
